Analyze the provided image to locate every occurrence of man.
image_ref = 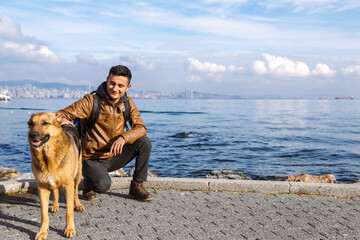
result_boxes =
[58,65,153,202]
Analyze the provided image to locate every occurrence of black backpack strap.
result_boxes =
[81,91,100,141]
[123,93,130,131]
[81,92,130,140]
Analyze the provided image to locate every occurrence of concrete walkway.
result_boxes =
[0,177,360,239]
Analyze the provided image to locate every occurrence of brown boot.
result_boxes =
[82,178,97,201]
[129,180,154,202]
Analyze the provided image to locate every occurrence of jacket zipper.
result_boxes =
[111,103,115,139]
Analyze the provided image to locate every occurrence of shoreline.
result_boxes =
[1,172,360,198]
[2,167,359,184]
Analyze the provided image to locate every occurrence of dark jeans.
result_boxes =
[83,136,151,193]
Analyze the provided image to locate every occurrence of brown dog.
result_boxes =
[287,174,337,183]
[28,112,84,239]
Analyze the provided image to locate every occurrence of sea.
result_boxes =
[1,98,360,183]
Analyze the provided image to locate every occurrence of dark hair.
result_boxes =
[108,65,132,83]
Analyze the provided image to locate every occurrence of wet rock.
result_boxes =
[170,131,195,138]
[268,176,289,181]
[205,169,252,180]
[0,167,21,181]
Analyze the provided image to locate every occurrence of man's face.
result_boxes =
[106,74,131,101]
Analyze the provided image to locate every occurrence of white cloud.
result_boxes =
[252,60,267,75]
[311,63,335,77]
[227,65,244,73]
[0,41,59,63]
[253,53,310,77]
[0,15,39,44]
[203,0,248,4]
[343,65,360,76]
[119,56,154,70]
[186,75,202,83]
[252,53,335,78]
[0,16,58,64]
[76,53,98,65]
[0,16,23,42]
[185,58,227,74]
[261,0,360,13]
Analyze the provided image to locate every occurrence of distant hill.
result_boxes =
[0,80,88,91]
[173,90,247,99]
[192,91,245,99]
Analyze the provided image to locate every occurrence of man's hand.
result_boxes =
[110,136,125,156]
[61,118,75,127]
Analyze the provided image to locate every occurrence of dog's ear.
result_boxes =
[27,114,35,126]
[55,112,63,126]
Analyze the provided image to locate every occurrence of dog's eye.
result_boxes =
[42,121,50,126]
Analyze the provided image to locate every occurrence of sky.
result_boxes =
[0,0,360,97]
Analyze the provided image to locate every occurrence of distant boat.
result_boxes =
[0,90,10,102]
[335,96,354,100]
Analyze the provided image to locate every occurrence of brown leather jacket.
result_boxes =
[57,82,147,160]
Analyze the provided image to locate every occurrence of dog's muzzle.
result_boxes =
[29,131,50,148]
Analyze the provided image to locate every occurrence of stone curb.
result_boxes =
[1,175,360,198]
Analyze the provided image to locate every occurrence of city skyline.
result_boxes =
[1,80,355,100]
[0,1,360,97]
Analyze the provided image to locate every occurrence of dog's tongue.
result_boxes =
[32,140,43,147]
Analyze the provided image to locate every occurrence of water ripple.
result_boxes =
[1,99,360,183]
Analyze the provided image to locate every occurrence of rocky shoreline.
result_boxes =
[1,167,360,184]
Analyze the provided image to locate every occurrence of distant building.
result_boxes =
[185,88,194,99]
[51,89,58,98]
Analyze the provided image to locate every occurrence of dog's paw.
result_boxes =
[75,204,85,212]
[35,231,48,240]
[50,205,59,213]
[64,227,76,238]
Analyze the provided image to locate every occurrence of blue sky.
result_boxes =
[0,0,360,97]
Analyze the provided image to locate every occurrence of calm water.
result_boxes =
[1,98,360,183]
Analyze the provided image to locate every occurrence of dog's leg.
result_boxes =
[74,172,85,212]
[50,189,59,213]
[36,187,50,240]
[64,182,76,238]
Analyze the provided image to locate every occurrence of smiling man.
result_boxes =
[57,65,153,202]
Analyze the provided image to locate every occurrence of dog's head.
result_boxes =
[28,112,63,148]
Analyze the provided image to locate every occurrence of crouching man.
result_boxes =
[57,65,153,202]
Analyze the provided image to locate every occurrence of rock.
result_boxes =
[268,176,289,181]
[354,179,360,184]
[0,167,21,181]
[11,172,35,181]
[170,131,196,138]
[287,174,337,183]
[205,169,252,180]
[109,167,158,178]
[109,168,128,177]
[129,167,159,178]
